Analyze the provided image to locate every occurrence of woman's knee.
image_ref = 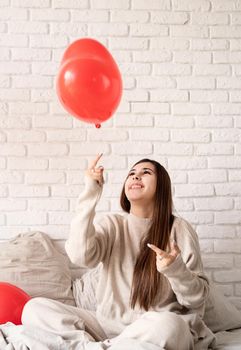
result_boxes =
[21,297,56,325]
[152,311,190,333]
[139,311,193,350]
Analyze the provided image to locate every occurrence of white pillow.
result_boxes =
[203,282,241,333]
[0,231,75,305]
[73,264,101,310]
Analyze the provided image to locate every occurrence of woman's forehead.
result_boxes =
[130,162,155,171]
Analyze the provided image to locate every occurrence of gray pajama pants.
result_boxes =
[21,298,214,350]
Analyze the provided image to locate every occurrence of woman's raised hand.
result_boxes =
[147,241,181,271]
[86,153,105,186]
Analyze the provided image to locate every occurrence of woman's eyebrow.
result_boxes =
[142,167,155,173]
[129,167,155,173]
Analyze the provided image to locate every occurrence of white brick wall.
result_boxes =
[1,0,241,307]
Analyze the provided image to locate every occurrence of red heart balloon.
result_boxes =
[0,282,31,325]
[60,38,111,64]
[56,38,122,127]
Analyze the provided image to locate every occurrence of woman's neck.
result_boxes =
[130,204,153,219]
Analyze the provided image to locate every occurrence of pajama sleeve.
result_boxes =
[65,176,114,268]
[159,219,209,315]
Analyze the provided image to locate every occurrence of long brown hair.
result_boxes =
[120,159,174,310]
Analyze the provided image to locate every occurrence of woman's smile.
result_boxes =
[129,183,144,190]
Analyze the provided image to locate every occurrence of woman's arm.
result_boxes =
[165,219,209,313]
[149,218,209,315]
[65,155,112,268]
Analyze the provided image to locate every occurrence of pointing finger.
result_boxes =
[89,153,103,169]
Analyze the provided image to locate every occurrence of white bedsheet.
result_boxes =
[214,328,241,350]
[1,322,241,350]
[0,322,67,350]
[0,323,162,350]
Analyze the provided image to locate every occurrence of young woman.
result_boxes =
[22,155,215,350]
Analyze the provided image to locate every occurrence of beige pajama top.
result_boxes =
[65,177,210,338]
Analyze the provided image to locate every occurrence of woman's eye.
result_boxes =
[143,170,151,175]
[128,172,135,177]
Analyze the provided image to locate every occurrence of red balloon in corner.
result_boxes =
[0,282,31,325]
[56,38,122,127]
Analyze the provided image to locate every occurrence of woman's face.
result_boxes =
[124,162,157,206]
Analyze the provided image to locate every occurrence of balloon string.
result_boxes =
[95,124,101,129]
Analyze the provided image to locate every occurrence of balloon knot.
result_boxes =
[95,124,101,129]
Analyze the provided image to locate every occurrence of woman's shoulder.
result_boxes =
[172,216,198,241]
[96,212,126,228]
[95,213,128,242]
[173,216,195,230]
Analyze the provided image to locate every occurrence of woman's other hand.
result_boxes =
[86,153,105,186]
[147,241,181,271]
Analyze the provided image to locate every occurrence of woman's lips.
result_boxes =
[129,183,144,189]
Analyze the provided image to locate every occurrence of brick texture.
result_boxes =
[1,0,241,306]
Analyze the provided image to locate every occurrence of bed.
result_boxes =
[215,329,241,349]
[0,231,241,350]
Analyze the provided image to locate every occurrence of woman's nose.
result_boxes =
[133,174,141,180]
